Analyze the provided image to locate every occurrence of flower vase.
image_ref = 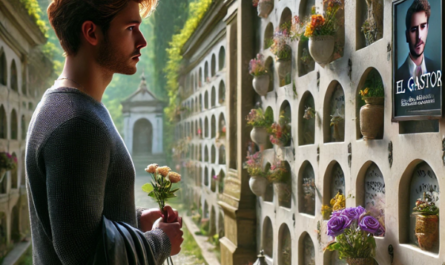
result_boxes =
[257,1,273,18]
[250,127,269,146]
[308,35,335,66]
[276,59,291,78]
[249,176,268,197]
[346,258,375,265]
[252,74,270,96]
[0,169,6,184]
[360,97,384,140]
[415,214,439,251]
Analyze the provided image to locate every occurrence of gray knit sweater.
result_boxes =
[25,87,170,265]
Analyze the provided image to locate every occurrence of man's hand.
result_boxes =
[163,205,182,226]
[139,208,163,232]
[153,217,184,255]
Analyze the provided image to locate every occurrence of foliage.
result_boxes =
[267,160,288,183]
[20,0,48,36]
[303,106,316,119]
[249,54,267,76]
[304,0,344,38]
[330,191,346,211]
[246,107,273,128]
[269,111,291,146]
[290,16,309,42]
[413,191,439,216]
[270,25,292,60]
[359,70,384,100]
[164,0,214,122]
[0,152,17,170]
[243,152,266,177]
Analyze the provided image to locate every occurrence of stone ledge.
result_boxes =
[1,241,30,265]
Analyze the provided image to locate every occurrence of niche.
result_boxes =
[199,94,203,111]
[211,115,216,138]
[263,217,274,258]
[218,113,226,139]
[363,163,385,235]
[265,57,275,94]
[211,86,216,107]
[263,162,274,202]
[356,68,384,140]
[278,224,292,265]
[264,22,274,49]
[323,162,345,211]
[199,119,203,138]
[218,46,225,71]
[298,0,315,77]
[10,109,17,140]
[204,167,209,186]
[10,60,18,92]
[399,161,440,253]
[204,117,209,138]
[356,0,383,49]
[204,146,209,162]
[204,91,209,109]
[278,100,292,147]
[204,61,209,83]
[211,54,216,77]
[0,49,6,86]
[211,168,216,192]
[299,161,316,215]
[199,68,203,87]
[299,233,315,265]
[298,91,316,145]
[323,81,345,143]
[218,169,225,193]
[219,145,226,164]
[279,8,292,86]
[218,81,225,104]
[275,161,292,208]
[211,145,216,164]
[324,251,347,265]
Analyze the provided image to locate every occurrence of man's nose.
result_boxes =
[136,31,147,49]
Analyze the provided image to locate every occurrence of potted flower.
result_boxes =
[269,111,291,147]
[249,54,269,96]
[0,152,16,183]
[252,0,273,19]
[361,0,383,46]
[246,107,273,146]
[303,0,343,66]
[324,206,384,265]
[412,191,439,251]
[303,106,316,120]
[267,160,291,205]
[244,152,268,197]
[359,71,384,140]
[270,25,292,78]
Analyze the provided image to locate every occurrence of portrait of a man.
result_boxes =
[393,0,442,119]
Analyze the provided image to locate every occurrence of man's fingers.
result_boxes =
[163,205,178,223]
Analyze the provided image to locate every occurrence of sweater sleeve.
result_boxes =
[41,118,166,265]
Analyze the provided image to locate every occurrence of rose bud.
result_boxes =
[156,166,171,177]
[145,164,158,174]
[166,172,181,183]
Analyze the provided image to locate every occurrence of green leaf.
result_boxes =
[170,188,179,193]
[142,183,154,193]
[148,191,157,198]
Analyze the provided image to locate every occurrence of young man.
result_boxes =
[25,0,183,264]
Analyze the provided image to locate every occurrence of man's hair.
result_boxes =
[405,0,431,30]
[48,0,157,56]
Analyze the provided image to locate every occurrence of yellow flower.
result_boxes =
[145,164,158,174]
[364,87,369,95]
[156,166,171,177]
[304,23,314,37]
[167,172,182,183]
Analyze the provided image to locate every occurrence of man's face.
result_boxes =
[96,1,146,75]
[406,11,429,59]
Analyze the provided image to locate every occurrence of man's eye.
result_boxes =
[128,26,134,31]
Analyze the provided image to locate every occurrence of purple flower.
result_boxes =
[359,216,381,234]
[327,215,352,237]
[331,209,344,217]
[342,206,366,221]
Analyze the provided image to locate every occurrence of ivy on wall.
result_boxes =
[164,0,213,122]
[20,0,48,36]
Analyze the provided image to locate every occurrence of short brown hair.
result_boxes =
[48,0,157,56]
[405,0,431,30]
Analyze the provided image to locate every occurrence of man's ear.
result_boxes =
[81,21,101,46]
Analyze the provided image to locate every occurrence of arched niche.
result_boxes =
[356,68,384,140]
[199,119,203,138]
[279,8,292,29]
[298,0,315,77]
[218,169,225,193]
[399,161,440,253]
[204,117,209,138]
[28,102,33,111]
[323,81,345,143]
[263,162,274,202]
[203,200,209,219]
[279,100,292,147]
[323,162,346,213]
[218,81,225,104]
[211,54,216,77]
[219,145,226,164]
[299,233,315,265]
[10,109,17,140]
[191,122,195,139]
[264,106,274,149]
[133,119,153,155]
[199,68,203,87]
[357,162,385,235]
[218,113,226,138]
[278,224,292,265]
[11,152,17,189]
[211,145,216,164]
[324,0,345,61]
[198,166,202,186]
[211,168,216,192]
[263,217,274,258]
[218,47,225,71]
[265,57,275,93]
[298,91,315,145]
[211,86,216,107]
[277,161,292,208]
[204,61,209,82]
[211,115,216,138]
[204,167,209,187]
[10,60,18,92]
[356,0,383,50]
[299,161,316,215]
[191,74,195,93]
[0,49,6,86]
[324,250,347,265]
[264,22,274,49]
[204,91,209,109]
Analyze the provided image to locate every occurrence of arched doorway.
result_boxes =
[132,119,153,155]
